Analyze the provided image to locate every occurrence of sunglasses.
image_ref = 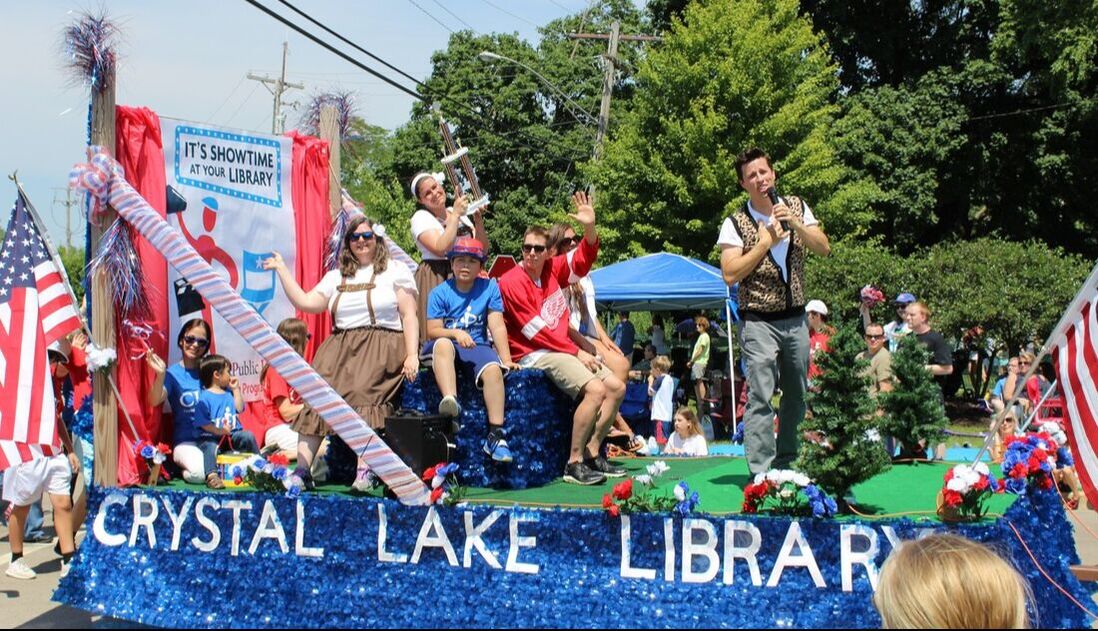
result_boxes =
[348,231,375,242]
[865,334,884,340]
[182,335,209,348]
[522,243,547,254]
[566,235,582,245]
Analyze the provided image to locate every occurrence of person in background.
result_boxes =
[904,301,954,392]
[611,312,636,358]
[259,318,309,461]
[873,534,1031,628]
[687,316,711,410]
[649,356,676,446]
[629,344,658,380]
[649,315,669,355]
[663,407,709,456]
[805,300,834,387]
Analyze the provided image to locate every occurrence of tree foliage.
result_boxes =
[797,322,890,500]
[879,336,950,457]
[589,0,876,262]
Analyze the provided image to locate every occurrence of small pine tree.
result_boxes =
[878,335,950,459]
[796,322,891,503]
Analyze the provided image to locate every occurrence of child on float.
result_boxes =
[423,237,520,462]
[648,355,675,446]
[260,318,308,460]
[192,354,258,489]
[662,407,709,456]
[3,342,80,580]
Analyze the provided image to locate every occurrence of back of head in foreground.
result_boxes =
[873,534,1032,629]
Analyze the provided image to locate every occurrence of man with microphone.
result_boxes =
[718,147,831,475]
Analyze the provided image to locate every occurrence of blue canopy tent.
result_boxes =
[589,252,740,432]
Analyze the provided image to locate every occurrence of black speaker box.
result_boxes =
[384,409,451,477]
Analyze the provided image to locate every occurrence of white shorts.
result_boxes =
[265,423,300,453]
[2,454,72,506]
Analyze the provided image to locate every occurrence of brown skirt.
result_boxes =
[414,259,451,338]
[292,326,407,436]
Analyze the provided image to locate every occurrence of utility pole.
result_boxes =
[51,187,77,248]
[247,42,305,134]
[568,22,662,161]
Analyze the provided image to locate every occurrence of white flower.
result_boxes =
[962,471,981,487]
[765,470,782,484]
[152,453,166,465]
[792,473,811,487]
[973,462,989,476]
[85,342,117,372]
[431,474,445,489]
[779,489,795,500]
[634,474,653,486]
[946,478,969,493]
[777,470,796,485]
[754,473,766,485]
[674,485,686,502]
[953,464,971,478]
[1037,441,1048,451]
[648,461,670,477]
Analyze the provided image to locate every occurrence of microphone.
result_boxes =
[766,187,788,231]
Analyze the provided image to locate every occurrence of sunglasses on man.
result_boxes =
[522,243,547,254]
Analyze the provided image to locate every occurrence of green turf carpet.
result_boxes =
[160,455,1018,522]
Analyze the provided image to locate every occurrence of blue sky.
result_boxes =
[0,0,601,247]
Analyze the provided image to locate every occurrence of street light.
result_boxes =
[478,51,598,126]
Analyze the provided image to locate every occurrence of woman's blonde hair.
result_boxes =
[874,534,1031,629]
[674,407,703,437]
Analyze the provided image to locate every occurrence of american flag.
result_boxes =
[0,194,82,471]
[1052,263,1098,508]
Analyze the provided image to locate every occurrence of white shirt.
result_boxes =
[716,197,819,282]
[666,432,708,456]
[568,277,599,338]
[650,325,668,355]
[884,320,910,353]
[313,264,417,330]
[650,375,676,422]
[410,208,475,261]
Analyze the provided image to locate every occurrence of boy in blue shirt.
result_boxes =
[424,238,519,462]
[194,354,258,488]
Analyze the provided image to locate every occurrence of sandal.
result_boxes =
[205,473,226,490]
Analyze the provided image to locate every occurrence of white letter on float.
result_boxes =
[411,506,459,566]
[295,500,323,559]
[221,499,253,557]
[663,518,676,582]
[681,518,720,584]
[723,520,763,587]
[161,496,194,551]
[463,510,503,569]
[128,493,159,549]
[767,521,826,588]
[506,513,539,574]
[841,524,880,592]
[92,492,128,547]
[620,515,657,580]
[377,504,407,563]
[248,500,289,555]
[192,497,222,552]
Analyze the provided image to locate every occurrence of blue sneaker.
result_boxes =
[484,429,513,463]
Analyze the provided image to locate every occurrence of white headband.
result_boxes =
[410,171,445,198]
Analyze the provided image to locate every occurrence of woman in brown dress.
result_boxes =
[264,216,419,488]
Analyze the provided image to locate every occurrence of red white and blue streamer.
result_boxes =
[70,146,429,505]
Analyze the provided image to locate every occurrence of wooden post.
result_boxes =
[90,73,119,487]
[319,104,342,219]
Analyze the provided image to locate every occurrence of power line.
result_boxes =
[241,0,426,101]
[429,0,478,33]
[962,98,1096,124]
[275,0,429,89]
[206,74,248,123]
[225,81,263,126]
[479,0,540,28]
[405,0,454,34]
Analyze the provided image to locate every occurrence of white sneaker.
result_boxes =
[635,436,652,456]
[182,470,206,484]
[438,395,462,418]
[5,558,36,580]
[60,560,71,579]
[647,436,659,455]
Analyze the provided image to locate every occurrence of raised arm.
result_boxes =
[416,196,469,258]
[262,252,329,314]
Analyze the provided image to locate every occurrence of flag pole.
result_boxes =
[972,259,1098,465]
[9,175,142,443]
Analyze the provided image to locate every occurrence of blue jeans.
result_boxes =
[196,430,259,477]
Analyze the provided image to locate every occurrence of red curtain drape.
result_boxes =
[113,105,169,485]
[286,130,332,360]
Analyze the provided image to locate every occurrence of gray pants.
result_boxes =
[740,314,810,474]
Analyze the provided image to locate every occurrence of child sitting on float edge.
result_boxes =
[194,354,258,489]
[423,237,520,462]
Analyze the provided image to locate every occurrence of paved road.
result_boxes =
[4,496,1098,628]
